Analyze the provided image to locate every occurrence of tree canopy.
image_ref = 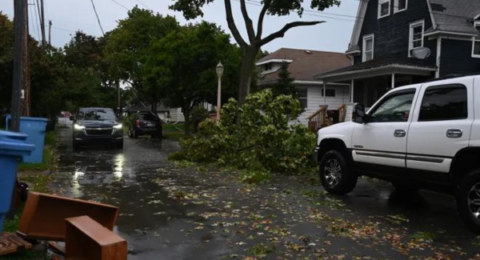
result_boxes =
[144,21,242,134]
[105,7,179,109]
[170,0,341,104]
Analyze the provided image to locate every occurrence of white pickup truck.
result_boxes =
[314,75,480,231]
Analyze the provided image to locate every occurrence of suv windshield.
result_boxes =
[77,109,116,121]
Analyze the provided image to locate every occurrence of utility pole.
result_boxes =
[11,0,27,131]
[22,0,30,117]
[40,0,46,46]
[48,20,52,45]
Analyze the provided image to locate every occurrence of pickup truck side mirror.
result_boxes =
[69,116,75,121]
[354,104,370,124]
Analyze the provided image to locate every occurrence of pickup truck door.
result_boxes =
[407,78,474,177]
[352,87,419,169]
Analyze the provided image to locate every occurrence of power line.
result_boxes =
[28,3,40,40]
[111,0,129,10]
[135,0,150,9]
[90,0,105,36]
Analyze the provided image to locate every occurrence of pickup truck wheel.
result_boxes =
[457,169,480,233]
[319,150,357,195]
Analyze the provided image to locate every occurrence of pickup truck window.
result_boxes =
[419,84,467,121]
[369,91,415,123]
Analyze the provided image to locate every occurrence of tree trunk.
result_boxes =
[151,97,157,114]
[238,46,259,104]
[183,107,191,136]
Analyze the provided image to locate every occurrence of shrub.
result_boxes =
[170,89,316,174]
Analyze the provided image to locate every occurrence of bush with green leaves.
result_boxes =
[171,89,316,174]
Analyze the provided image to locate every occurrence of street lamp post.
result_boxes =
[216,62,224,121]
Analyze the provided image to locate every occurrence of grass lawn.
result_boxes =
[163,123,186,141]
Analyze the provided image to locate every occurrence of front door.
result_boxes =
[352,87,418,168]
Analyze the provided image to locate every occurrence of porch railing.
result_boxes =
[308,106,328,133]
[338,104,347,123]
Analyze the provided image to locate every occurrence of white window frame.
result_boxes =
[362,34,375,62]
[378,0,391,19]
[472,21,480,58]
[409,20,425,57]
[394,0,408,13]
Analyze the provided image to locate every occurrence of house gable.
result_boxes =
[353,0,436,66]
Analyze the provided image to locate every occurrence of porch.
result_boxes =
[306,58,437,132]
[317,58,436,105]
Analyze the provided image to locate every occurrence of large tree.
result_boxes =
[105,7,179,112]
[170,0,340,104]
[144,22,241,134]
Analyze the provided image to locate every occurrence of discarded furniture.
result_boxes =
[65,216,127,260]
[0,233,32,256]
[308,106,329,133]
[18,192,119,241]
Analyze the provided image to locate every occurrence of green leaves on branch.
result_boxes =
[171,89,317,174]
[170,0,341,20]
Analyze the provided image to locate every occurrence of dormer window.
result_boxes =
[394,0,407,13]
[363,34,374,62]
[472,22,480,58]
[378,0,391,19]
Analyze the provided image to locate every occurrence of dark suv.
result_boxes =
[71,107,124,149]
[128,112,163,138]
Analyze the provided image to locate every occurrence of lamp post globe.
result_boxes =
[216,62,224,78]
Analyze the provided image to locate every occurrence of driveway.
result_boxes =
[48,127,480,259]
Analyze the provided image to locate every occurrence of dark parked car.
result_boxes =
[71,107,123,149]
[128,112,163,138]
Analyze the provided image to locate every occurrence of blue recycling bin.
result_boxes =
[0,130,35,234]
[6,116,48,163]
[19,117,48,163]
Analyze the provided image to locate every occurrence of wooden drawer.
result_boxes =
[66,216,127,260]
[18,192,119,241]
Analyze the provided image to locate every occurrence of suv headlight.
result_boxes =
[74,124,85,130]
[113,124,123,129]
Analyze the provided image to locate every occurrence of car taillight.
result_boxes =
[135,120,140,126]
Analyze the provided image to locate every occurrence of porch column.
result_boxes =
[350,80,354,103]
[391,73,395,89]
[323,82,327,105]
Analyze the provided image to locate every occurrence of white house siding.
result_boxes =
[169,108,185,123]
[297,84,351,126]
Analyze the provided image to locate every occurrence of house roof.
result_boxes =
[428,0,480,36]
[125,102,168,112]
[257,48,350,84]
[315,56,437,82]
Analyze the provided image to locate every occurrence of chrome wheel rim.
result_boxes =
[324,159,342,187]
[468,182,480,220]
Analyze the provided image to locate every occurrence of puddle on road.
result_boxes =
[50,128,212,235]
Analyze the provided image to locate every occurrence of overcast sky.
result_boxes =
[0,0,359,53]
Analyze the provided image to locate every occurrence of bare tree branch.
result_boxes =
[259,21,324,46]
[256,0,271,40]
[224,0,247,48]
[239,0,255,43]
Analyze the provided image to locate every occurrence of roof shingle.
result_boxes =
[429,0,480,35]
[257,48,350,84]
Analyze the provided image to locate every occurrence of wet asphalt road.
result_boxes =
[48,127,480,259]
